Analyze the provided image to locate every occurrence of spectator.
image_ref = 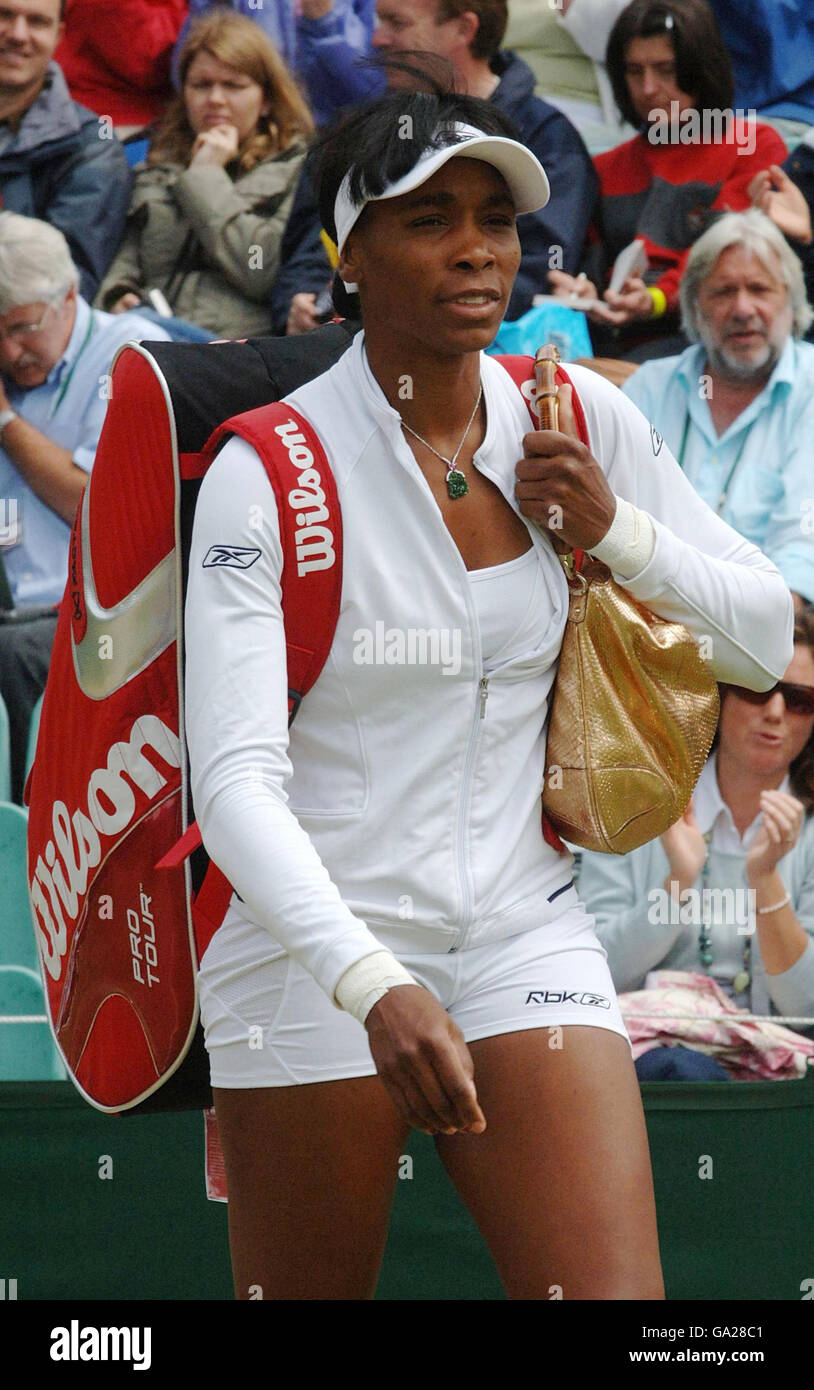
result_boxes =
[297,1,380,127]
[507,0,626,147]
[55,0,187,138]
[0,0,132,301]
[549,0,787,358]
[622,210,814,610]
[579,613,814,1077]
[276,0,599,334]
[0,213,169,802]
[555,0,814,140]
[96,10,313,341]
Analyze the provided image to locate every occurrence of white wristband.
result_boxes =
[589,494,655,579]
[756,893,791,915]
[334,950,420,1025]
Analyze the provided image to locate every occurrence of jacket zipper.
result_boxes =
[388,418,553,952]
[479,675,489,718]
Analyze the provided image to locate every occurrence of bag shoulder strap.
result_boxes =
[495,354,590,573]
[495,353,588,857]
[162,402,343,956]
[204,400,343,723]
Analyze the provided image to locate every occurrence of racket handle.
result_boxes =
[534,343,560,430]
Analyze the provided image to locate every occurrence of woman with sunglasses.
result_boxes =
[580,612,814,1076]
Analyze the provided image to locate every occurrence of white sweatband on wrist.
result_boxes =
[334,950,420,1025]
[589,494,655,579]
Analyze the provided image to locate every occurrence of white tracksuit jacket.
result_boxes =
[184,331,794,1004]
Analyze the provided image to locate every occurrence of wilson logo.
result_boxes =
[203,545,261,569]
[30,716,181,983]
[275,419,336,576]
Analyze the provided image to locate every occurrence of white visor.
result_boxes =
[334,121,550,292]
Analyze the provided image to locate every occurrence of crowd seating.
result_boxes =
[0,694,64,1081]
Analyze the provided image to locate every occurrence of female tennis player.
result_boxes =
[184,87,793,1300]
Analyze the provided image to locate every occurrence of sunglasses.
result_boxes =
[726,681,814,715]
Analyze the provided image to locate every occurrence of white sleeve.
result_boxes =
[184,434,392,1004]
[566,364,794,687]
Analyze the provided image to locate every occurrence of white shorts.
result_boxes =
[198,902,630,1088]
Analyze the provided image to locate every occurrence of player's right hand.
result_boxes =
[365,985,486,1136]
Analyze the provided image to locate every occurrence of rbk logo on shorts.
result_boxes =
[525,990,611,1008]
[202,545,261,569]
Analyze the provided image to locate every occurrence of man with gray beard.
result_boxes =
[623,209,814,613]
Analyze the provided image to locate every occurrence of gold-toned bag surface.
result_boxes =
[542,551,720,854]
[534,347,719,854]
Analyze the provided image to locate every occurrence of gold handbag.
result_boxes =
[534,347,720,855]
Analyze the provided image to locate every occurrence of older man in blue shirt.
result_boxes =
[623,210,814,613]
[0,212,169,799]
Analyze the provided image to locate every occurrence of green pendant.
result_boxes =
[732,970,751,994]
[446,469,468,500]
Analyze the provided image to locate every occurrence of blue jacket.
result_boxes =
[0,64,132,301]
[296,0,379,127]
[173,0,297,76]
[270,49,599,329]
[709,0,814,124]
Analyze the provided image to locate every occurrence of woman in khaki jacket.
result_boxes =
[96,10,313,340]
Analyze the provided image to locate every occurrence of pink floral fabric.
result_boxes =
[620,970,814,1080]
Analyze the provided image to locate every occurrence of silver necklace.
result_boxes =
[401,383,483,500]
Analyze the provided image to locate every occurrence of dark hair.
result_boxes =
[435,0,508,63]
[788,609,814,812]
[606,0,734,130]
[310,72,521,319]
[715,608,814,814]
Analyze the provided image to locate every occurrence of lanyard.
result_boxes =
[677,409,751,515]
[49,309,96,418]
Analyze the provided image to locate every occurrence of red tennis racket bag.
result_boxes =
[25,324,354,1113]
[25,336,577,1116]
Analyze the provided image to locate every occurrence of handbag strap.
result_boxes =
[495,354,591,573]
[497,353,592,856]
